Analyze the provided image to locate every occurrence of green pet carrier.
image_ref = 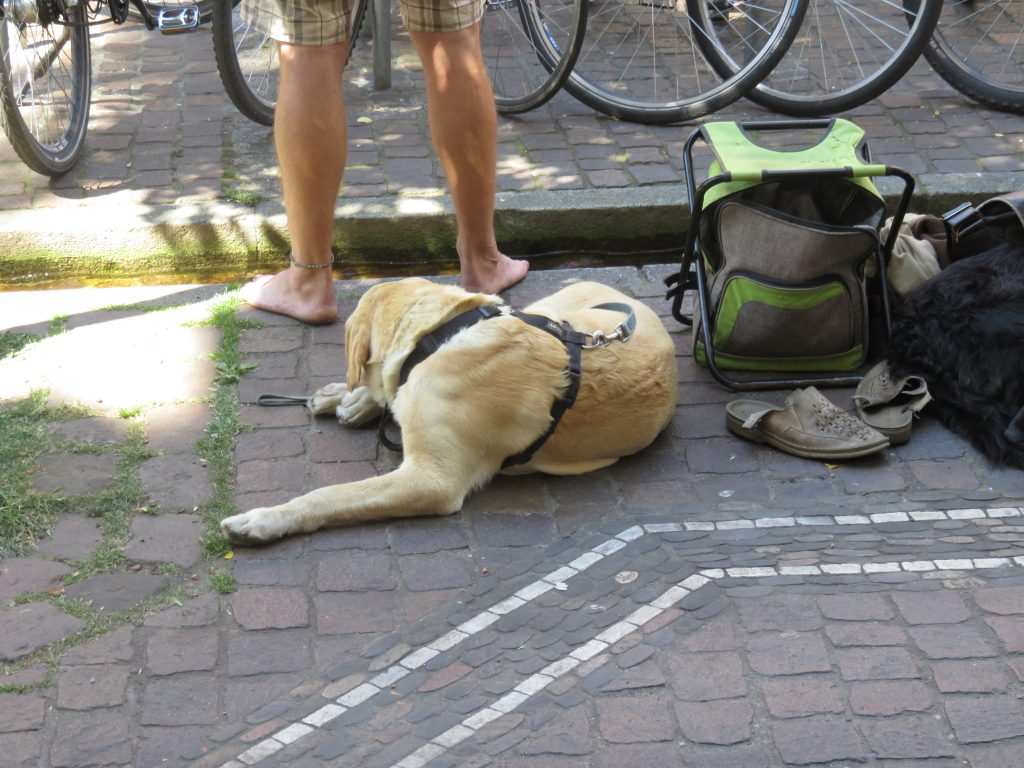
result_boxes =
[665,119,915,391]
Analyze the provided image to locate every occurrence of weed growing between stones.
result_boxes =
[194,290,259,563]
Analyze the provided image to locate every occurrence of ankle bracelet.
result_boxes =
[289,253,335,270]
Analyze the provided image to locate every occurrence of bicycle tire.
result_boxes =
[137,1,215,25]
[560,0,806,125]
[212,0,368,126]
[922,0,1024,114]
[696,0,943,117]
[0,2,92,176]
[481,0,587,114]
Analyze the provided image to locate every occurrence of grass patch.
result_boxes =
[0,330,40,361]
[209,569,237,594]
[0,394,96,559]
[223,187,265,206]
[193,292,259,558]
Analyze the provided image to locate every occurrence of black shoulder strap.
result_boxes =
[398,305,503,387]
[500,312,584,469]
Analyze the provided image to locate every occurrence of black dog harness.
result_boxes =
[385,302,636,468]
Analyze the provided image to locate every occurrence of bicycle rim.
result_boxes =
[0,1,91,176]
[481,0,587,114]
[726,0,944,116]
[924,0,1024,114]
[563,0,805,124]
[212,0,367,126]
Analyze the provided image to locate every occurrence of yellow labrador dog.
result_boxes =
[222,278,677,545]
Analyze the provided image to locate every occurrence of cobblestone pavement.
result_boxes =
[1,17,1023,280]
[2,264,1024,767]
[3,10,1024,768]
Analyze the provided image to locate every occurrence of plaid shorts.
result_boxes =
[242,0,485,45]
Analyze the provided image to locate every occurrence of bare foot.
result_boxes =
[459,253,529,295]
[240,267,339,325]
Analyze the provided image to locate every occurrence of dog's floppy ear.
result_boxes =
[345,302,372,390]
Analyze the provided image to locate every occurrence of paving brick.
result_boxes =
[675,698,753,745]
[50,416,130,445]
[850,681,934,715]
[860,714,956,758]
[975,586,1024,615]
[226,629,311,676]
[230,587,309,629]
[64,571,169,613]
[391,519,470,554]
[31,453,120,496]
[145,627,219,675]
[944,695,1024,744]
[143,592,220,628]
[736,594,822,632]
[746,633,832,676]
[933,660,1010,693]
[0,731,42,767]
[963,740,1024,768]
[60,626,134,665]
[125,513,203,566]
[315,591,396,634]
[825,622,908,647]
[835,647,920,681]
[771,718,867,765]
[600,660,666,692]
[141,674,221,726]
[596,692,676,743]
[908,625,998,659]
[35,515,104,560]
[0,693,46,732]
[139,454,213,512]
[985,616,1024,652]
[0,602,86,662]
[143,402,210,454]
[236,458,307,494]
[398,552,474,592]
[817,592,894,621]
[892,590,970,624]
[0,557,72,602]
[56,666,130,710]
[235,429,305,461]
[317,552,396,591]
[667,652,747,701]
[760,676,845,719]
[49,713,132,767]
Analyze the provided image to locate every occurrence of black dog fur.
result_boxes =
[888,244,1024,468]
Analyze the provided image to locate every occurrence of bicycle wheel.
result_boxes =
[481,0,587,114]
[561,0,805,124]
[696,0,943,116]
[0,0,91,176]
[923,0,1024,114]
[212,0,368,126]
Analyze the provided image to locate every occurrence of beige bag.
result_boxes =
[880,213,945,298]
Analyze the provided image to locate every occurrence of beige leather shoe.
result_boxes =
[853,361,931,446]
[726,387,889,460]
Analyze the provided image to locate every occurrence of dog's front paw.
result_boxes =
[221,509,285,546]
[309,382,349,416]
[337,385,383,427]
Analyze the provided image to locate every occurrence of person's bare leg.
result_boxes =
[409,25,528,294]
[240,42,348,325]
